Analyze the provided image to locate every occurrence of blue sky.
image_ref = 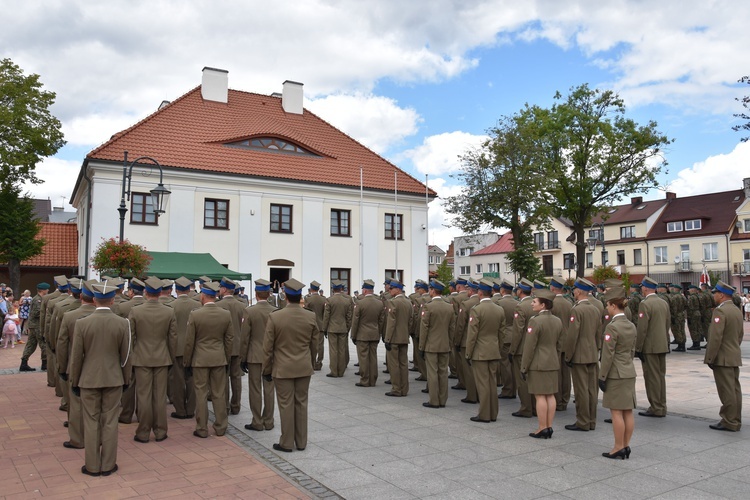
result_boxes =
[5,0,750,248]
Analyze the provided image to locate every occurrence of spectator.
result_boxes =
[19,290,32,334]
[3,302,20,348]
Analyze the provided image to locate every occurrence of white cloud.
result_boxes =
[20,157,80,208]
[426,177,466,250]
[402,131,488,176]
[667,141,750,197]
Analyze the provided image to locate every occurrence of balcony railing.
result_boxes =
[535,241,561,251]
[675,260,692,272]
[733,262,750,275]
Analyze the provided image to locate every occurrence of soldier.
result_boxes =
[262,278,319,452]
[49,278,82,412]
[455,280,480,404]
[217,277,245,415]
[700,283,714,342]
[409,281,430,381]
[350,279,384,387]
[384,279,413,397]
[43,276,70,392]
[70,283,131,477]
[322,281,353,378]
[510,278,535,418]
[686,285,704,350]
[240,279,277,431]
[183,281,233,438]
[304,281,326,370]
[628,283,642,327]
[129,277,177,443]
[704,281,743,432]
[466,279,504,422]
[496,280,518,400]
[19,282,50,371]
[549,277,572,412]
[169,277,201,419]
[447,280,460,380]
[669,284,687,352]
[117,278,146,424]
[563,278,602,432]
[636,277,671,418]
[159,279,175,305]
[419,280,454,408]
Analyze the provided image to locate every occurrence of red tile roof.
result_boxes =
[592,198,668,225]
[472,232,514,255]
[85,87,434,197]
[647,189,745,240]
[22,223,78,267]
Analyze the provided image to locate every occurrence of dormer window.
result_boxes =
[685,219,702,230]
[227,137,319,157]
[667,221,683,232]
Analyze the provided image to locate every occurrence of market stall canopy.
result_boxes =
[145,252,251,280]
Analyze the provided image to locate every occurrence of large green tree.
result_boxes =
[732,76,750,141]
[446,112,550,280]
[0,185,45,291]
[532,84,672,278]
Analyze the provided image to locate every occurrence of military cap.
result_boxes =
[467,279,479,290]
[198,275,212,284]
[517,278,533,292]
[130,277,146,292]
[548,277,565,289]
[219,277,236,290]
[641,277,658,289]
[478,278,495,292]
[309,280,321,291]
[254,279,272,292]
[37,282,50,290]
[332,280,345,290]
[81,280,98,298]
[91,282,118,300]
[573,277,595,292]
[415,281,429,291]
[597,283,606,291]
[602,286,626,302]
[54,275,69,290]
[688,284,699,290]
[712,280,735,295]
[362,279,375,290]
[100,275,114,281]
[491,279,502,291]
[283,278,305,296]
[700,282,709,288]
[604,278,622,289]
[455,278,468,286]
[67,278,82,292]
[430,279,446,292]
[174,276,193,291]
[144,277,164,294]
[533,288,556,301]
[629,282,641,289]
[201,281,221,296]
[389,279,404,290]
[159,279,172,290]
[383,278,392,286]
[107,277,125,289]
[500,279,514,291]
[669,283,682,290]
[533,279,548,290]
[448,280,456,287]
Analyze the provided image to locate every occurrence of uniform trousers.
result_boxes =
[119,368,136,423]
[473,360,499,421]
[498,343,514,396]
[193,366,228,437]
[413,336,426,377]
[641,353,667,416]
[460,347,478,401]
[448,348,457,377]
[60,370,70,411]
[274,376,311,450]
[512,355,533,416]
[356,341,379,386]
[571,363,598,429]
[46,343,60,392]
[67,379,84,448]
[454,346,466,389]
[135,366,169,441]
[315,332,325,369]
[81,386,121,474]
[713,366,742,431]
[21,327,45,363]
[228,356,242,414]
[671,318,686,343]
[328,333,349,377]
[169,355,195,417]
[248,363,275,429]
[687,316,702,343]
[556,352,571,410]
[386,344,409,396]
[425,352,448,406]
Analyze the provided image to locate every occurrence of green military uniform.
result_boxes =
[628,286,642,328]
[496,285,517,398]
[599,312,637,410]
[384,282,413,397]
[636,278,671,417]
[687,286,704,349]
[522,310,563,396]
[669,285,687,351]
[456,289,480,402]
[20,284,49,370]
[700,286,714,340]
[550,279,573,411]
[419,281,454,407]
[350,281,384,388]
[510,279,535,417]
[410,284,429,380]
[322,283,353,377]
[304,281,326,370]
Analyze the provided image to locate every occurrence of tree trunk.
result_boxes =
[575,225,586,279]
[8,259,21,299]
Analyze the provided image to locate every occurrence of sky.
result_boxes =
[5,0,750,250]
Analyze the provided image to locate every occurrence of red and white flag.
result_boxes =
[700,265,711,287]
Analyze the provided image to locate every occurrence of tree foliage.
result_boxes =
[592,265,621,283]
[0,58,66,190]
[0,185,45,293]
[435,258,453,295]
[732,76,750,142]
[91,238,152,278]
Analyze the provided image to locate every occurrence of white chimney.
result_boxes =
[282,80,303,114]
[201,67,228,103]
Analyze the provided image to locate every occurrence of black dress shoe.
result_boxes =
[354,363,360,367]
[326,373,337,378]
[423,402,440,408]
[448,374,458,379]
[100,464,119,476]
[355,382,368,387]
[384,379,391,384]
[409,367,419,372]
[415,376,427,382]
[451,385,465,390]
[461,398,478,404]
[564,424,588,431]
[63,421,69,428]
[421,388,429,393]
[155,435,168,442]
[709,423,737,432]
[273,443,293,452]
[382,370,389,374]
[244,424,263,431]
[170,412,190,419]
[63,441,83,449]
[511,412,531,418]
[638,411,665,418]
[498,395,516,399]
[296,447,306,451]
[385,391,401,397]
[470,416,490,423]
[133,436,149,443]
[354,372,361,376]
[604,418,613,423]
[193,430,208,438]
[81,465,100,477]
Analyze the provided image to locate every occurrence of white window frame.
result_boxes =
[702,242,718,262]
[459,266,470,275]
[655,246,668,264]
[633,248,642,266]
[476,264,482,274]
[685,219,702,231]
[745,220,750,232]
[488,262,499,273]
[620,226,635,239]
[585,252,593,269]
[667,221,683,232]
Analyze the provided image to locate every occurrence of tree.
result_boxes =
[732,76,750,141]
[0,185,45,293]
[532,84,672,277]
[91,238,152,278]
[435,258,453,295]
[446,112,550,280]
[0,58,66,190]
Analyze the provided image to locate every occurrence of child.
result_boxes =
[2,307,19,348]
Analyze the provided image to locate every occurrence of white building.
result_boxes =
[452,232,500,278]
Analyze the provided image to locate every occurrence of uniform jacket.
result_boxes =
[39,289,61,338]
[323,293,353,334]
[385,294,413,345]
[128,300,177,367]
[551,294,572,347]
[351,294,384,342]
[117,295,145,319]
[410,293,429,336]
[170,295,201,356]
[218,294,246,357]
[183,303,233,368]
[419,296,454,353]
[600,314,637,380]
[704,300,744,367]
[636,293,670,354]
[49,296,80,352]
[240,301,276,364]
[564,299,602,364]
[456,294,480,348]
[44,293,69,343]
[510,296,534,355]
[263,304,319,378]
[304,293,327,331]
[70,307,131,388]
[497,295,517,346]
[57,303,96,374]
[28,293,43,330]
[466,298,504,360]
[521,311,562,373]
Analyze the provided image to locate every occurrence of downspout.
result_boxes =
[646,240,650,276]
[726,231,731,282]
[82,162,92,279]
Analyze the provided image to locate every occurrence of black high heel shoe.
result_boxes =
[529,428,552,439]
[547,427,553,438]
[625,446,631,458]
[602,448,628,459]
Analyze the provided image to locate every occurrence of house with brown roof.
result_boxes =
[71,67,435,290]
[727,178,750,293]
[428,245,446,275]
[470,231,515,282]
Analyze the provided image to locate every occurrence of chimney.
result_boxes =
[282,80,303,114]
[744,177,750,198]
[630,196,643,206]
[201,67,228,103]
[665,191,676,200]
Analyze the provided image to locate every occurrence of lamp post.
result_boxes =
[587,222,606,266]
[118,150,171,242]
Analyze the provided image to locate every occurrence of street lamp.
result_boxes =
[587,222,606,266]
[117,150,171,242]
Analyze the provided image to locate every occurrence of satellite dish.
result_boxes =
[674,256,681,264]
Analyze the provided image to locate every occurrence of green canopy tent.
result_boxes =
[145,252,251,281]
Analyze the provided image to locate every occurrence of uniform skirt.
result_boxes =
[602,377,636,410]
[527,370,558,395]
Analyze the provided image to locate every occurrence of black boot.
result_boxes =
[40,361,47,371]
[673,343,686,352]
[687,342,702,350]
[19,360,36,372]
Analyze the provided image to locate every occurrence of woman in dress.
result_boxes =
[599,286,637,459]
[521,289,562,438]
[19,290,31,336]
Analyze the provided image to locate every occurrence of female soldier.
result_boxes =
[521,289,562,438]
[599,286,637,459]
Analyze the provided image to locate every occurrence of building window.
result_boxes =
[270,204,292,233]
[385,213,403,240]
[633,249,642,266]
[226,137,319,157]
[547,231,559,249]
[204,199,229,229]
[429,255,434,264]
[542,255,553,276]
[488,263,499,273]
[331,268,350,292]
[586,252,593,269]
[459,266,470,275]
[685,219,702,231]
[436,256,442,264]
[667,221,683,232]
[385,269,403,283]
[131,192,157,225]
[505,263,511,272]
[617,250,625,265]
[703,242,718,261]
[601,251,609,266]
[745,220,750,232]
[458,247,472,257]
[620,226,635,239]
[534,232,544,251]
[476,264,482,274]
[563,253,575,270]
[589,228,603,241]
[330,209,350,237]
[655,246,668,264]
